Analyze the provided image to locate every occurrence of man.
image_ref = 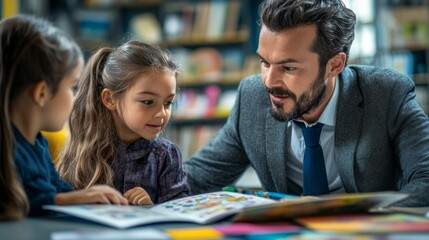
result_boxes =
[184,0,429,206]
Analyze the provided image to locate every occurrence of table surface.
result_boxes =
[0,215,201,240]
[3,210,429,240]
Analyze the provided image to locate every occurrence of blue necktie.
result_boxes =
[294,121,329,196]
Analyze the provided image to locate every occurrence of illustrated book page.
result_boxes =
[43,191,275,228]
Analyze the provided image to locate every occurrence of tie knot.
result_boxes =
[294,121,324,147]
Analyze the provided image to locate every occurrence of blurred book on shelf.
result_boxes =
[166,125,223,159]
[84,0,162,8]
[243,55,261,77]
[216,89,237,118]
[187,48,223,82]
[389,51,415,76]
[378,2,429,115]
[171,47,244,84]
[225,0,241,38]
[129,13,162,43]
[84,0,116,7]
[191,1,210,40]
[384,6,429,50]
[173,86,237,120]
[163,2,189,40]
[168,85,237,158]
[162,0,243,42]
[222,48,245,79]
[76,9,117,41]
[206,1,228,40]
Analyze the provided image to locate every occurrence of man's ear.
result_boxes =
[32,81,49,107]
[326,52,346,79]
[101,88,117,111]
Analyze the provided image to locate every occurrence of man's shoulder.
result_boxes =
[346,65,413,87]
[239,74,263,88]
[237,74,269,102]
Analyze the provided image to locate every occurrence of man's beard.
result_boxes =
[266,68,327,122]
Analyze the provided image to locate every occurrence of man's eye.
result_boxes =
[283,66,296,71]
[260,60,269,67]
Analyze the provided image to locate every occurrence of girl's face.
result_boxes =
[41,58,83,132]
[113,70,176,143]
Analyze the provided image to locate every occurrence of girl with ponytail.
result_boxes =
[58,40,189,205]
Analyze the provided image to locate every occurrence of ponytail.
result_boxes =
[58,47,118,189]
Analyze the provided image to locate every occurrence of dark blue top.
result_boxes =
[13,127,73,216]
[112,137,189,204]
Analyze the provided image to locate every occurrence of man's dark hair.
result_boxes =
[259,0,356,67]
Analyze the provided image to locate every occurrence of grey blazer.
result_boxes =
[184,65,429,207]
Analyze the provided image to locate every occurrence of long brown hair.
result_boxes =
[58,41,179,189]
[0,15,82,220]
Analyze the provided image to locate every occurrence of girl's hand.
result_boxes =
[55,185,128,206]
[124,187,153,205]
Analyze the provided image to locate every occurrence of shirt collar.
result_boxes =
[117,137,152,153]
[318,77,338,127]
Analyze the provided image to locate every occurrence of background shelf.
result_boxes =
[11,0,429,160]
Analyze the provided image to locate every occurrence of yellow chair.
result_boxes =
[41,127,69,165]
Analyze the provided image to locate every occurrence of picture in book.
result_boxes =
[154,191,273,218]
[43,191,274,228]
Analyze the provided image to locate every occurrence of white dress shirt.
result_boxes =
[286,78,345,194]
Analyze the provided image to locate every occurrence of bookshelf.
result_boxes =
[161,0,262,158]
[73,0,262,158]
[73,0,164,58]
[376,0,429,113]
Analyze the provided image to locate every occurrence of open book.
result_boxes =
[44,191,408,229]
[233,192,408,222]
[44,191,275,228]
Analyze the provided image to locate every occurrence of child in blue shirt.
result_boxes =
[0,15,128,219]
[58,41,189,205]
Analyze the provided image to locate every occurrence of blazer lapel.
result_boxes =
[265,107,289,193]
[335,67,364,192]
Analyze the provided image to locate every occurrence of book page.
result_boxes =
[151,191,275,224]
[43,191,274,228]
[43,205,181,229]
[233,192,408,222]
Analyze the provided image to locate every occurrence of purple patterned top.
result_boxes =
[112,137,189,204]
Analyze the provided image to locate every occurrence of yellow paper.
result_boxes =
[166,227,223,239]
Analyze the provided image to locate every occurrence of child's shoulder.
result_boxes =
[151,137,182,162]
[152,137,179,151]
